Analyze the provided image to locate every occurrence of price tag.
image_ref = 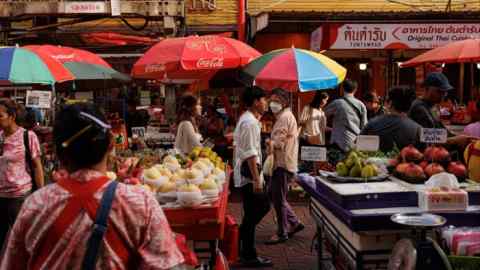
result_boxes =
[131,127,146,138]
[301,146,327,161]
[420,128,447,144]
[356,135,380,152]
[26,90,52,109]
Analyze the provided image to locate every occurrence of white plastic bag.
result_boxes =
[263,154,274,177]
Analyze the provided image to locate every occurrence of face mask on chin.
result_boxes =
[270,101,283,114]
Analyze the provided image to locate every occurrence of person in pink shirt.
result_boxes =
[464,100,480,138]
[0,99,44,248]
[1,103,185,270]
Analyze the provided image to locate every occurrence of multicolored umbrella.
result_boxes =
[132,35,261,83]
[24,45,130,82]
[240,48,347,92]
[0,47,74,85]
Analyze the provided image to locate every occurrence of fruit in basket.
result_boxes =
[361,164,378,178]
[403,163,426,179]
[395,163,410,174]
[199,178,218,190]
[184,168,202,180]
[178,183,201,193]
[158,181,176,193]
[336,162,349,177]
[345,152,359,168]
[400,145,423,162]
[424,163,445,177]
[447,162,467,179]
[143,167,161,181]
[141,184,153,192]
[349,162,362,177]
[424,146,451,164]
[419,161,429,170]
[153,164,173,178]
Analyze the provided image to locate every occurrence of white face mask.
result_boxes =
[270,101,283,114]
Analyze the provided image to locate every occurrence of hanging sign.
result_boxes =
[110,0,121,16]
[64,2,107,14]
[26,91,52,109]
[356,135,380,152]
[301,146,327,161]
[420,128,448,144]
[312,23,480,50]
[131,127,146,138]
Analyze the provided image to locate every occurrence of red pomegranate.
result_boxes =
[404,163,426,179]
[447,162,467,179]
[424,163,445,177]
[419,161,429,170]
[396,163,410,174]
[389,159,399,167]
[432,147,451,163]
[400,145,423,162]
[424,146,436,161]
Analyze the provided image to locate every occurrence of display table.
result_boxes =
[163,173,230,268]
[297,175,480,270]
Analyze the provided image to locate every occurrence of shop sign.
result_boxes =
[64,2,107,14]
[420,128,448,144]
[110,0,121,16]
[355,135,380,152]
[26,90,52,109]
[312,23,480,50]
[188,0,217,11]
[301,146,327,161]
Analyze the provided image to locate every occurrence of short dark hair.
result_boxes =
[343,79,358,93]
[387,86,416,112]
[242,86,266,107]
[0,99,26,125]
[363,92,379,103]
[54,103,111,172]
[177,94,199,125]
[310,91,329,108]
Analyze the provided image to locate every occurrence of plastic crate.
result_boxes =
[449,256,480,270]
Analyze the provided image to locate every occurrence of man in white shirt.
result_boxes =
[234,86,273,267]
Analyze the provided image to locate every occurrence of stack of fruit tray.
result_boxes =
[303,174,419,210]
[330,150,389,183]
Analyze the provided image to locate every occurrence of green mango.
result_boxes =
[336,162,349,177]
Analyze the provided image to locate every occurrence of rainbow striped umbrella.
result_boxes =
[240,48,347,92]
[0,47,74,85]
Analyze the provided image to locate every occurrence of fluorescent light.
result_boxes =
[359,63,367,70]
[441,63,445,68]
[477,63,480,70]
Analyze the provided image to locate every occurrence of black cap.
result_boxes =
[423,72,453,92]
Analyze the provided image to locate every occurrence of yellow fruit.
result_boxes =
[179,183,201,193]
[158,181,176,193]
[199,178,218,190]
[349,162,362,177]
[361,164,378,178]
[336,162,349,177]
[465,141,480,182]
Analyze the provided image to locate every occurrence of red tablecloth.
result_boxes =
[163,173,230,241]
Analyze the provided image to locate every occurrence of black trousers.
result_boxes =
[0,196,26,250]
[239,182,271,260]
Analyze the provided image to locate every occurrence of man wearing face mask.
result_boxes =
[265,88,304,245]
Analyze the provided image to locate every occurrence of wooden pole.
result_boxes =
[459,63,465,104]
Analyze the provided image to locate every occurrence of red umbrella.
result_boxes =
[131,35,261,82]
[25,45,111,68]
[401,39,480,68]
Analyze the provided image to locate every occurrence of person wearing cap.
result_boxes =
[409,72,475,146]
[265,88,304,245]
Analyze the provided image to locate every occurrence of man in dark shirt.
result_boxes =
[408,72,475,147]
[364,92,385,120]
[362,86,421,152]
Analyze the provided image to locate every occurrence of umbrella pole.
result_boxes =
[459,63,465,104]
[51,84,56,124]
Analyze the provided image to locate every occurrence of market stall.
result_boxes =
[296,144,480,270]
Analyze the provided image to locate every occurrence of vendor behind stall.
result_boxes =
[125,98,150,138]
[174,94,203,155]
[361,86,422,152]
[408,72,476,147]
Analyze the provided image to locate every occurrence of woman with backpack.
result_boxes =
[1,103,185,269]
[0,99,44,249]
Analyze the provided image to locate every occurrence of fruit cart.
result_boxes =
[297,174,480,270]
[163,176,231,269]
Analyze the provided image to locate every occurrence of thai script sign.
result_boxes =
[188,0,217,11]
[420,128,448,144]
[64,2,107,14]
[312,23,480,50]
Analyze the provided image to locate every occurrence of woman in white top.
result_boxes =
[299,91,329,145]
[175,95,203,154]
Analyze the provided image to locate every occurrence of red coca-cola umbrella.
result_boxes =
[132,35,261,83]
[401,39,480,67]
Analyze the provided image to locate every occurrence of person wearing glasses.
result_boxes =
[0,99,44,249]
[1,103,185,270]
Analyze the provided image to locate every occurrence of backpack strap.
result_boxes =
[82,180,119,270]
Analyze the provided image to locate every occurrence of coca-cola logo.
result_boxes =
[51,54,76,60]
[145,64,166,73]
[196,58,223,69]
